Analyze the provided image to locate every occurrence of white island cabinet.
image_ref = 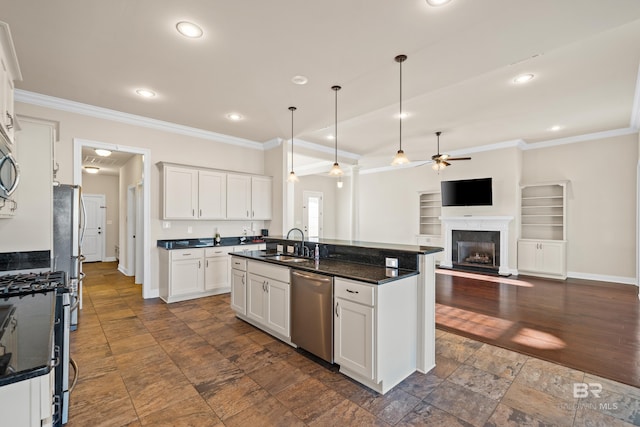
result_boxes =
[0,369,54,427]
[243,260,291,340]
[334,276,418,394]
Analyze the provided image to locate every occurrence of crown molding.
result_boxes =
[14,89,264,150]
[520,127,637,150]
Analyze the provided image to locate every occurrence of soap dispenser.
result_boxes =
[314,244,320,262]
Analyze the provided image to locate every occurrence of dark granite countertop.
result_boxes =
[157,237,266,250]
[0,290,55,387]
[265,237,442,255]
[231,250,419,285]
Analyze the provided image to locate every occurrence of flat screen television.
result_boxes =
[441,178,492,207]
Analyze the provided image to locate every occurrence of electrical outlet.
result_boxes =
[385,257,399,268]
[162,221,171,229]
[276,244,284,254]
[287,245,294,254]
[187,226,193,234]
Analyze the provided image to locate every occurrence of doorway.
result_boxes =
[303,191,323,239]
[73,138,153,299]
[82,194,106,262]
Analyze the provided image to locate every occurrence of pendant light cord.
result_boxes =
[333,86,340,163]
[399,57,403,152]
[289,106,296,172]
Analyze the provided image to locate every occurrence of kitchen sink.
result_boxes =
[264,255,308,263]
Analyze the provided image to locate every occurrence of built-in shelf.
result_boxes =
[520,182,567,241]
[419,192,441,236]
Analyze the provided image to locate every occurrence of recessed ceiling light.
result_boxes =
[397,112,409,119]
[291,75,309,85]
[549,125,562,132]
[176,21,203,38]
[94,149,112,157]
[426,0,452,6]
[84,166,100,174]
[226,113,243,121]
[326,135,335,140]
[513,73,535,84]
[135,89,156,98]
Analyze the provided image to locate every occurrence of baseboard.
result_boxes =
[567,271,637,286]
[102,256,116,262]
[117,264,132,276]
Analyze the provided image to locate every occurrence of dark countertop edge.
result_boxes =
[231,250,419,285]
[157,238,266,250]
[0,364,52,387]
[264,237,443,255]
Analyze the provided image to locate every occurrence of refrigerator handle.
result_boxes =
[79,192,87,248]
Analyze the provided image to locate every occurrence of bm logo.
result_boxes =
[573,383,602,398]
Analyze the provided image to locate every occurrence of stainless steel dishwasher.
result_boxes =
[291,270,334,363]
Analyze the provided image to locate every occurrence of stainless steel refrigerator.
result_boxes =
[52,184,84,331]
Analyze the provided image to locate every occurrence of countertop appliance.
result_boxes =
[291,270,334,363]
[0,271,76,426]
[52,184,85,331]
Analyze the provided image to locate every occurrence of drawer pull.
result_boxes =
[183,253,191,256]
[346,289,359,294]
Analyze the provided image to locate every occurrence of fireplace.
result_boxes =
[452,230,500,272]
[440,216,514,276]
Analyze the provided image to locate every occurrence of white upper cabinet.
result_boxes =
[0,22,22,147]
[226,174,252,219]
[198,170,226,219]
[163,165,198,219]
[251,176,272,220]
[160,163,272,221]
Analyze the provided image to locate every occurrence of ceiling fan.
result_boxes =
[431,131,471,171]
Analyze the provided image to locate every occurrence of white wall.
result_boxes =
[522,133,637,280]
[16,101,266,295]
[82,172,119,260]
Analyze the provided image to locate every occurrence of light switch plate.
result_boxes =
[385,257,399,268]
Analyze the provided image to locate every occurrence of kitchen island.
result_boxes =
[230,237,442,394]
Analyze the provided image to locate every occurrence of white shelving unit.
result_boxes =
[518,181,568,279]
[418,192,441,237]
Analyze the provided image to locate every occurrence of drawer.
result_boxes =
[335,278,375,306]
[248,260,290,283]
[231,256,247,271]
[205,247,233,257]
[170,248,203,261]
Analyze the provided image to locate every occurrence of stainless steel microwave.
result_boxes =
[0,134,19,199]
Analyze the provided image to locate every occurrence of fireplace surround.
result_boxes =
[440,216,513,276]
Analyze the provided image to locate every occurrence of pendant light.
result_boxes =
[391,54,410,166]
[287,106,299,183]
[329,85,344,177]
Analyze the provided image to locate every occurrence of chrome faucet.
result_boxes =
[286,228,305,256]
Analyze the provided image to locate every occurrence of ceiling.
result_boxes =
[81,147,135,176]
[3,0,640,168]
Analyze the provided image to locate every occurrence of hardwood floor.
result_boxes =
[435,268,640,388]
[67,262,640,426]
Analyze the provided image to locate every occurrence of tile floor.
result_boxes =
[69,263,640,426]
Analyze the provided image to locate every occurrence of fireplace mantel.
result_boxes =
[439,216,514,276]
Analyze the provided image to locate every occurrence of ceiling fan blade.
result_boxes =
[447,157,472,161]
[442,160,451,167]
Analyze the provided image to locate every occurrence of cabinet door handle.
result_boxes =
[199,260,201,268]
[192,209,195,217]
[206,260,209,267]
[241,275,245,285]
[199,209,202,216]
[246,210,249,218]
[335,301,339,317]
[346,289,359,294]
[252,210,255,218]
[265,281,269,292]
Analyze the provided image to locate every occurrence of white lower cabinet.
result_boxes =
[230,256,247,315]
[334,296,374,380]
[165,249,204,301]
[245,261,290,339]
[517,239,566,279]
[204,247,233,293]
[0,369,54,427]
[333,276,418,394]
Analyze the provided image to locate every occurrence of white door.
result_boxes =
[303,191,323,239]
[82,194,105,262]
[135,183,144,284]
